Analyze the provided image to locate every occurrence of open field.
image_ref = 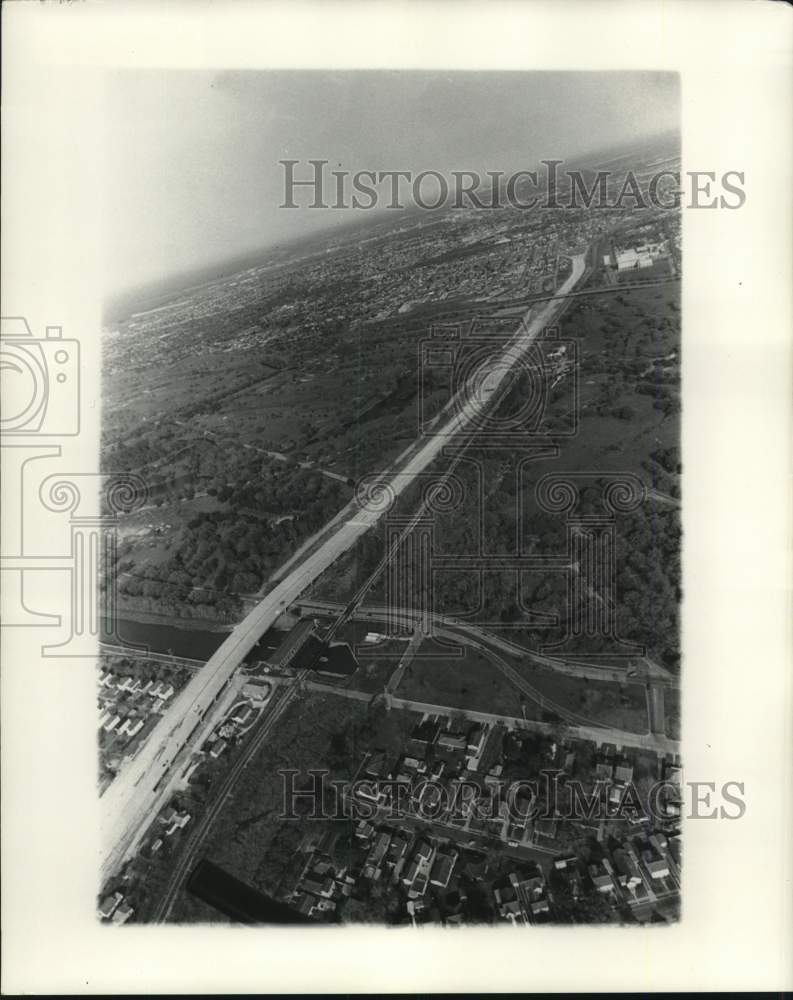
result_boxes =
[396,639,528,719]
[508,659,650,733]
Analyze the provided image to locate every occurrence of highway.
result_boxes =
[100,252,588,882]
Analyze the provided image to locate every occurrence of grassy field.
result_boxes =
[396,639,526,718]
[509,659,650,733]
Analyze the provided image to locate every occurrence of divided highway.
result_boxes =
[100,253,588,882]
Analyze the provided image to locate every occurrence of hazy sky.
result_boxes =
[104,70,679,296]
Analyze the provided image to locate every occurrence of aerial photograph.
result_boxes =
[98,71,682,927]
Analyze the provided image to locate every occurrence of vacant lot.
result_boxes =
[509,659,649,733]
[397,639,526,718]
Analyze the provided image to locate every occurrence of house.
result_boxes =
[595,760,614,781]
[104,715,121,733]
[355,820,375,842]
[428,759,445,782]
[512,868,544,898]
[466,724,485,755]
[150,838,163,855]
[165,812,191,836]
[98,891,124,919]
[664,761,683,785]
[612,848,641,888]
[437,731,467,752]
[294,893,316,918]
[494,886,525,923]
[126,718,144,738]
[386,833,409,867]
[366,831,391,869]
[159,684,175,701]
[412,872,429,897]
[429,851,457,889]
[232,705,254,726]
[616,248,652,271]
[303,874,334,899]
[413,840,434,864]
[530,898,550,918]
[111,901,134,925]
[589,863,613,893]
[209,739,228,759]
[501,898,524,921]
[117,719,131,736]
[402,858,421,887]
[614,762,634,784]
[411,719,440,745]
[356,779,386,806]
[643,852,670,880]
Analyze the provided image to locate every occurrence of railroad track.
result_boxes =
[151,684,298,923]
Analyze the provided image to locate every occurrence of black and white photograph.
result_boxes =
[99,70,686,927]
[1,1,791,994]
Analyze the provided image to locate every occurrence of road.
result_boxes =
[100,252,588,882]
[386,630,423,694]
[646,487,680,509]
[305,679,680,755]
